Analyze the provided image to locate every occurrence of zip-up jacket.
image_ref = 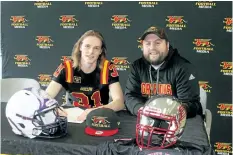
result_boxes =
[125,46,203,118]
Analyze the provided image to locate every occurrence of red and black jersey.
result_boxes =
[52,59,119,108]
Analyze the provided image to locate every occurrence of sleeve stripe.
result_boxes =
[64,60,73,83]
[100,60,110,84]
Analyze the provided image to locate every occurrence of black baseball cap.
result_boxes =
[85,108,120,137]
[140,26,168,41]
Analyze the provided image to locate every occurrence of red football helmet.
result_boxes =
[136,95,187,150]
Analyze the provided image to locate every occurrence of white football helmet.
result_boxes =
[5,87,67,139]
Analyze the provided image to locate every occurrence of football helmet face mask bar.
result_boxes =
[6,87,67,139]
[136,95,187,150]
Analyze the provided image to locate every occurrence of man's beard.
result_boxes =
[143,54,165,65]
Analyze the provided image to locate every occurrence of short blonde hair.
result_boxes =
[71,30,107,69]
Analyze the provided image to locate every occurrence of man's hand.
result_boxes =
[76,108,94,122]
[56,107,68,117]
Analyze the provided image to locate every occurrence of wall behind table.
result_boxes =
[1,2,232,153]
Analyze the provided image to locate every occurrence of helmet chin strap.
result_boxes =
[41,126,57,135]
[143,134,164,147]
[151,134,164,146]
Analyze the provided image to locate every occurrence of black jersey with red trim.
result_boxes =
[52,60,119,108]
[95,139,215,155]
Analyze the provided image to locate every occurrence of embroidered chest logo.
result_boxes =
[73,76,81,83]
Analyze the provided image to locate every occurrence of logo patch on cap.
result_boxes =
[95,131,103,135]
[91,116,111,128]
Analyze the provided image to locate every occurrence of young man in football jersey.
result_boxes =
[124,26,203,118]
[46,30,125,121]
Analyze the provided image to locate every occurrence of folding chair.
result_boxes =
[200,87,212,142]
[1,78,41,102]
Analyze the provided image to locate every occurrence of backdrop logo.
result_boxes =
[84,1,103,7]
[217,103,232,117]
[111,57,130,71]
[193,39,214,53]
[195,1,216,9]
[62,94,66,105]
[220,62,232,76]
[199,81,212,93]
[166,16,187,30]
[223,17,232,32]
[14,55,31,67]
[36,36,54,49]
[10,16,29,28]
[61,56,72,61]
[38,74,52,87]
[59,15,78,29]
[34,1,52,8]
[137,37,143,48]
[214,142,232,154]
[138,1,158,8]
[111,15,131,30]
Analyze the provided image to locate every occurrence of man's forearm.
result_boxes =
[182,100,201,118]
[125,95,145,115]
[132,102,144,115]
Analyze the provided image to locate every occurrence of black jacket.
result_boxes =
[125,46,203,118]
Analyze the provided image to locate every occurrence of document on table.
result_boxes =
[65,107,85,124]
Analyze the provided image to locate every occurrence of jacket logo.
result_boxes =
[141,83,172,96]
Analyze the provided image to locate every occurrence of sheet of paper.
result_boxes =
[65,107,85,124]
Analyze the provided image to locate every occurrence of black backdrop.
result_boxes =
[1,1,232,154]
